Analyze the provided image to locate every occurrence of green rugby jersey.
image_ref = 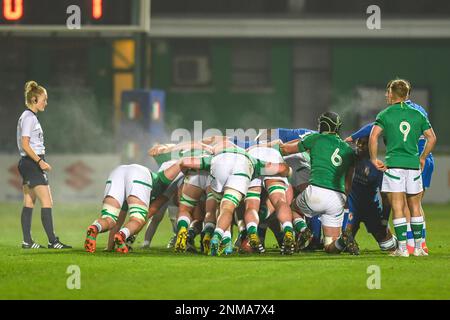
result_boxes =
[374,102,431,169]
[298,133,355,193]
[153,148,212,167]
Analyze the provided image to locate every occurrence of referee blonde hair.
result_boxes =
[24,81,46,108]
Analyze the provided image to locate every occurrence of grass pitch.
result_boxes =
[0,202,449,300]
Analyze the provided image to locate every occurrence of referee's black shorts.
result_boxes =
[18,155,49,188]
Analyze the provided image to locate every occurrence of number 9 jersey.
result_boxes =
[298,133,355,194]
[374,102,432,170]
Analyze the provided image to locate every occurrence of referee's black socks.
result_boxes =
[21,207,33,244]
[41,208,56,243]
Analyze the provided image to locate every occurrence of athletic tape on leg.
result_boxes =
[101,204,121,222]
[129,204,149,221]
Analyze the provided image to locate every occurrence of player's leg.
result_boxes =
[201,189,219,254]
[420,155,434,252]
[111,165,153,253]
[382,169,409,257]
[406,192,427,256]
[114,195,150,254]
[420,190,428,252]
[341,197,361,255]
[85,195,122,253]
[141,195,169,248]
[186,172,210,252]
[106,204,127,251]
[211,187,244,256]
[291,190,314,252]
[320,195,355,254]
[266,179,295,254]
[322,225,345,254]
[221,225,234,255]
[402,200,415,254]
[387,192,409,257]
[244,186,263,253]
[186,200,205,253]
[175,182,204,253]
[405,169,427,256]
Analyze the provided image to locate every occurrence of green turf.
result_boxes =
[0,202,449,300]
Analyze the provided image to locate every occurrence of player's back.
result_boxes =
[350,158,382,203]
[302,133,355,193]
[375,102,431,169]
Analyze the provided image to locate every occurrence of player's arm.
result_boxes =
[147,195,170,220]
[170,141,213,153]
[345,166,355,195]
[345,122,374,143]
[202,135,229,145]
[420,128,437,169]
[279,139,301,156]
[21,136,51,171]
[278,128,314,143]
[261,162,292,178]
[179,156,211,174]
[369,125,386,171]
[247,139,283,151]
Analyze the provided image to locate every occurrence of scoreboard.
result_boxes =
[0,0,150,33]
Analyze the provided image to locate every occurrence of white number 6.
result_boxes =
[399,121,411,142]
[331,148,342,166]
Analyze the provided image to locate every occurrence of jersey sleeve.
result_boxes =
[277,128,315,143]
[21,115,35,137]
[200,155,212,171]
[351,122,374,140]
[298,133,316,152]
[374,111,386,130]
[420,113,432,133]
[254,159,267,177]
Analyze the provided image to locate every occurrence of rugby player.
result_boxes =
[281,112,357,254]
[369,79,436,257]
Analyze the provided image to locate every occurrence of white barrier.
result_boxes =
[0,154,121,203]
[0,154,449,203]
[425,156,450,203]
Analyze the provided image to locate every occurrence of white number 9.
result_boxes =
[399,121,411,142]
[331,148,342,166]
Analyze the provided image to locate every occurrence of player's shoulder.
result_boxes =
[406,100,428,117]
[300,131,320,144]
[375,106,391,118]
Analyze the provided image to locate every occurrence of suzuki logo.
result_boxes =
[8,165,22,191]
[65,161,93,191]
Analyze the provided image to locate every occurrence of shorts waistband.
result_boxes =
[21,155,45,160]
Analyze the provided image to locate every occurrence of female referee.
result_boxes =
[17,81,71,249]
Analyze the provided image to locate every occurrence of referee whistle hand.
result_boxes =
[39,161,52,172]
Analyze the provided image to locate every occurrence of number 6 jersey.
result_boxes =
[297,133,355,194]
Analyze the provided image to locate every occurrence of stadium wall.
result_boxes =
[332,40,450,147]
[0,154,120,203]
[151,39,293,132]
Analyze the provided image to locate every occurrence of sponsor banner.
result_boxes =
[0,154,121,203]
[0,154,449,204]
